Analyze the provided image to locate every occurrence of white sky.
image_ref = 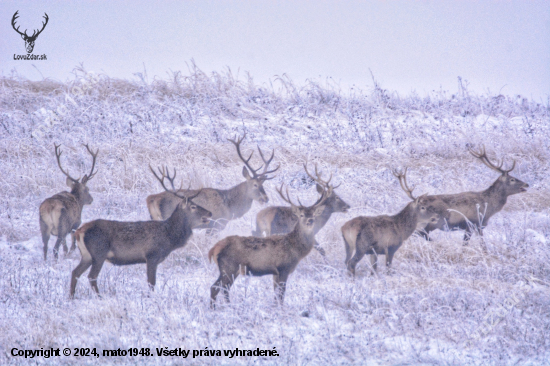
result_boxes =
[1,1,549,100]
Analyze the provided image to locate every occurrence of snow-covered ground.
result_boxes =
[1,67,549,365]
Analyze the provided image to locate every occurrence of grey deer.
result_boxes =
[39,144,98,260]
[420,146,529,243]
[70,166,212,298]
[252,164,350,256]
[341,168,441,276]
[146,133,278,233]
[209,182,329,307]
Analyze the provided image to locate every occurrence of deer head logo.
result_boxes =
[12,11,49,54]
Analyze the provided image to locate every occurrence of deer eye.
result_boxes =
[421,206,426,210]
[253,183,258,188]
[191,205,197,210]
[510,178,515,182]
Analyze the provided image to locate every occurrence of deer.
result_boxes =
[341,168,441,276]
[208,181,329,307]
[419,146,529,243]
[39,143,98,260]
[70,166,212,299]
[146,133,279,234]
[12,11,49,53]
[252,164,350,256]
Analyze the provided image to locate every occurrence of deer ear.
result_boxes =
[414,194,428,205]
[242,166,251,180]
[66,177,76,188]
[316,184,324,193]
[313,205,326,217]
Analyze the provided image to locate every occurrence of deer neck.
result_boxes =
[221,181,253,219]
[69,188,86,216]
[482,179,508,211]
[288,224,316,256]
[164,209,193,248]
[393,203,419,239]
[312,206,333,235]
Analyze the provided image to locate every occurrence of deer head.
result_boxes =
[228,133,279,204]
[12,11,49,54]
[55,143,98,205]
[304,163,350,214]
[276,183,328,235]
[469,145,529,196]
[149,165,212,226]
[392,168,440,226]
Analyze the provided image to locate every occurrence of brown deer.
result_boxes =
[252,164,350,256]
[146,133,278,233]
[208,183,328,307]
[70,166,212,299]
[341,168,441,276]
[39,144,98,260]
[420,146,529,243]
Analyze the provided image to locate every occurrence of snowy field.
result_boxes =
[1,66,549,365]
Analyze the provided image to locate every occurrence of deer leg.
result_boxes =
[211,268,238,308]
[343,233,353,266]
[87,259,105,296]
[52,235,66,260]
[40,219,50,261]
[210,275,224,308]
[68,231,77,254]
[146,259,160,290]
[221,273,237,303]
[369,251,378,274]
[347,247,367,277]
[70,258,92,299]
[463,227,473,244]
[274,271,289,305]
[313,239,326,257]
[386,246,399,269]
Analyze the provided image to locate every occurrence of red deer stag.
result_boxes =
[341,168,441,276]
[39,143,98,260]
[252,164,350,256]
[420,146,529,243]
[146,133,278,233]
[209,183,328,307]
[70,167,212,299]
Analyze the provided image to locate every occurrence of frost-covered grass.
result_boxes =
[1,66,549,365]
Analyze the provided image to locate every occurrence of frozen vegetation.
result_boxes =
[0,64,549,365]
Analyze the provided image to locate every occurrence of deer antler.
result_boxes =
[276,182,328,209]
[159,166,177,190]
[149,165,202,203]
[257,145,280,179]
[392,167,416,200]
[469,145,516,175]
[276,183,299,208]
[11,11,25,37]
[82,144,99,182]
[304,163,334,189]
[11,11,48,40]
[54,143,80,182]
[228,133,263,178]
[31,13,49,39]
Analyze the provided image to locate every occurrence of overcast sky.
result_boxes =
[1,1,549,100]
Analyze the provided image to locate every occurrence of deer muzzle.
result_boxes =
[520,183,529,192]
[202,212,213,223]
